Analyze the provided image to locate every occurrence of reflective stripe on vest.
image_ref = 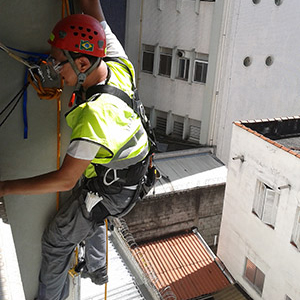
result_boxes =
[93,126,149,169]
[66,93,149,177]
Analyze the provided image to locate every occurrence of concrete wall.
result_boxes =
[0,2,80,299]
[214,0,300,164]
[124,184,225,247]
[217,124,300,300]
[129,0,215,125]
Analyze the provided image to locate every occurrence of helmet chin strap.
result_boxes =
[63,50,101,94]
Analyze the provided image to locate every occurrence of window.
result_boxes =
[265,55,274,66]
[142,44,155,73]
[159,47,172,77]
[177,57,190,81]
[244,258,265,295]
[291,206,300,250]
[189,124,201,143]
[275,0,283,6]
[253,181,279,228]
[243,56,252,67]
[194,60,208,83]
[155,110,168,135]
[173,121,184,139]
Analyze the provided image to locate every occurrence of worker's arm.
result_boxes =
[0,154,91,197]
[80,0,105,22]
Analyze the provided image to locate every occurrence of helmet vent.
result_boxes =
[94,31,98,36]
[89,36,93,40]
[59,31,67,39]
[79,26,83,30]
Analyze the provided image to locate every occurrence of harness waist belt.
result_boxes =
[84,156,150,195]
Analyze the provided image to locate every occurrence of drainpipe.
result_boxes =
[207,0,232,146]
[136,0,144,89]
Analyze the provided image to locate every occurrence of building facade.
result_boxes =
[126,0,300,164]
[126,0,221,147]
[217,117,300,300]
[212,0,300,163]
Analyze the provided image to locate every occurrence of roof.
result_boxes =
[234,116,300,159]
[212,284,253,300]
[133,232,231,300]
[81,232,144,300]
[150,148,227,197]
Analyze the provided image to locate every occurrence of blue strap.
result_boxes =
[7,46,48,60]
[23,69,29,139]
[20,53,47,139]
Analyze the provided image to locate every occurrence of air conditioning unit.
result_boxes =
[177,50,185,58]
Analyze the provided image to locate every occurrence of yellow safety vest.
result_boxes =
[65,58,149,178]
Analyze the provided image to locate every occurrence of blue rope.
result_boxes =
[23,69,29,139]
[1,45,49,138]
[7,46,48,60]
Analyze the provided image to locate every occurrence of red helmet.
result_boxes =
[48,14,106,57]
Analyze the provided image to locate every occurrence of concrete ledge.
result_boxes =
[0,198,25,300]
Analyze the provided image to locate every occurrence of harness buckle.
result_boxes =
[103,168,120,186]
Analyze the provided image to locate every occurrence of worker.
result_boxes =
[0,0,151,299]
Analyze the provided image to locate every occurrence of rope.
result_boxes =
[62,0,71,18]
[0,83,29,127]
[28,75,63,100]
[104,219,109,299]
[28,71,63,210]
[56,97,61,210]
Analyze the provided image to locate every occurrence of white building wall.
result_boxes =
[129,0,215,128]
[214,0,300,163]
[141,0,212,51]
[218,124,300,300]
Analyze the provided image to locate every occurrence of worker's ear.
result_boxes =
[75,56,91,72]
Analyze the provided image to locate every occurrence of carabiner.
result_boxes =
[103,168,120,186]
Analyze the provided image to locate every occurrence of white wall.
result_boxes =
[0,2,74,299]
[133,0,214,124]
[214,0,300,164]
[218,124,300,300]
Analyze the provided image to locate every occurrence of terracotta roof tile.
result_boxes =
[287,150,298,156]
[234,117,300,159]
[133,233,230,300]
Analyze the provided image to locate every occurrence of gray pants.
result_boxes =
[37,185,135,300]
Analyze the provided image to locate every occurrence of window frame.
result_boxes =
[252,180,280,228]
[193,59,208,83]
[158,47,172,77]
[244,258,265,295]
[291,206,300,250]
[142,44,155,74]
[176,57,190,81]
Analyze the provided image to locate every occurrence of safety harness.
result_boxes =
[82,57,158,219]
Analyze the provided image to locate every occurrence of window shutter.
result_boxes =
[253,183,265,218]
[293,210,300,249]
[262,188,278,226]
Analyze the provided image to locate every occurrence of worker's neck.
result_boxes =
[82,61,108,90]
